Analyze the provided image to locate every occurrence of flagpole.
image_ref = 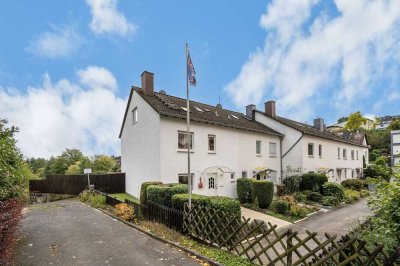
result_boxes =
[186,43,192,210]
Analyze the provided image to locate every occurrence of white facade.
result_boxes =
[121,90,282,198]
[391,130,400,167]
[254,111,369,183]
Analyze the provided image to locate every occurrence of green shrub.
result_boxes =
[341,179,365,191]
[300,173,328,192]
[236,178,253,203]
[307,192,323,203]
[321,196,340,206]
[364,163,391,181]
[146,184,188,207]
[289,205,309,218]
[322,182,345,201]
[276,185,285,196]
[79,189,92,203]
[344,189,361,204]
[252,180,274,208]
[294,192,307,202]
[279,195,297,207]
[283,175,302,194]
[171,194,241,220]
[140,181,163,205]
[360,190,370,198]
[274,200,289,214]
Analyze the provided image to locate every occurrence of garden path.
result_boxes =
[241,207,292,229]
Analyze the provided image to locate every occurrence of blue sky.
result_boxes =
[0,0,399,158]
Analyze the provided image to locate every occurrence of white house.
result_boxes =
[391,130,400,167]
[248,101,369,183]
[119,72,283,198]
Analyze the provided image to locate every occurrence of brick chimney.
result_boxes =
[141,71,154,95]
[265,101,276,118]
[314,118,325,131]
[246,104,256,120]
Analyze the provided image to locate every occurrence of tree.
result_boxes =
[92,155,117,174]
[337,116,348,123]
[344,111,367,131]
[366,129,391,151]
[0,119,27,201]
[65,161,82,175]
[388,119,400,131]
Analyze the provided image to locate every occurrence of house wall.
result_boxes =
[301,135,367,182]
[254,112,303,174]
[120,91,161,197]
[159,117,281,198]
[391,130,400,166]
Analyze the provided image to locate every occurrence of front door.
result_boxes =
[207,173,218,196]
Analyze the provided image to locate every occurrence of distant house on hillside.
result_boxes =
[376,115,400,130]
[326,118,374,134]
[391,130,400,167]
[119,71,370,199]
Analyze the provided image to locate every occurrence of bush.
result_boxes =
[341,179,365,191]
[307,192,323,203]
[146,184,188,207]
[322,182,345,201]
[276,185,285,196]
[283,175,302,194]
[274,200,289,214]
[321,196,340,206]
[171,194,241,220]
[344,189,361,204]
[140,181,163,205]
[360,190,370,198]
[79,189,106,208]
[252,180,274,208]
[236,178,253,203]
[279,195,297,207]
[114,203,136,222]
[294,192,307,202]
[300,173,328,192]
[364,163,391,181]
[289,205,309,218]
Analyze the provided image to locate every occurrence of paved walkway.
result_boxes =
[284,198,372,236]
[16,199,200,266]
[241,207,292,229]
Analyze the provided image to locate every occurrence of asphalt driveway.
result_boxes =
[284,198,372,236]
[16,199,200,266]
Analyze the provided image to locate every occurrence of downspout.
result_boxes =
[279,136,283,184]
[281,133,304,181]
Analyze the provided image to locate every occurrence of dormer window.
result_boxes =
[132,107,138,124]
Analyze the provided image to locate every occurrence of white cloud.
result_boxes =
[86,0,137,37]
[27,25,84,58]
[0,66,126,158]
[225,0,400,121]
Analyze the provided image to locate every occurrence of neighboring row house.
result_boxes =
[120,72,369,198]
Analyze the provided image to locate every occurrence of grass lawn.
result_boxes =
[110,193,139,204]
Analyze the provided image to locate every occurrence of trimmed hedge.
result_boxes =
[283,175,302,194]
[300,173,328,192]
[322,182,344,201]
[321,196,340,206]
[146,184,188,207]
[252,180,274,208]
[171,193,241,219]
[341,179,365,191]
[236,178,253,203]
[274,200,289,214]
[140,181,162,205]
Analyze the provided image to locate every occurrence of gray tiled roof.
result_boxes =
[258,113,367,147]
[119,87,283,138]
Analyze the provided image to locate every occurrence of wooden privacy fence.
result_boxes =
[29,173,125,195]
[183,203,400,266]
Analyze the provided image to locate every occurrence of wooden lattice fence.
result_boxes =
[183,203,400,266]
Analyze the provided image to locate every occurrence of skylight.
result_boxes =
[242,114,252,121]
[194,106,203,112]
[204,108,210,112]
[215,111,219,116]
[231,114,239,119]
[181,107,188,112]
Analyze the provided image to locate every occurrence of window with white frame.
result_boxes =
[308,143,314,156]
[178,173,194,187]
[242,171,247,178]
[269,142,277,156]
[318,144,322,157]
[208,135,216,152]
[351,150,355,160]
[343,149,347,159]
[230,173,235,181]
[178,131,194,150]
[132,107,138,124]
[256,141,261,155]
[356,150,359,160]
[338,147,341,159]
